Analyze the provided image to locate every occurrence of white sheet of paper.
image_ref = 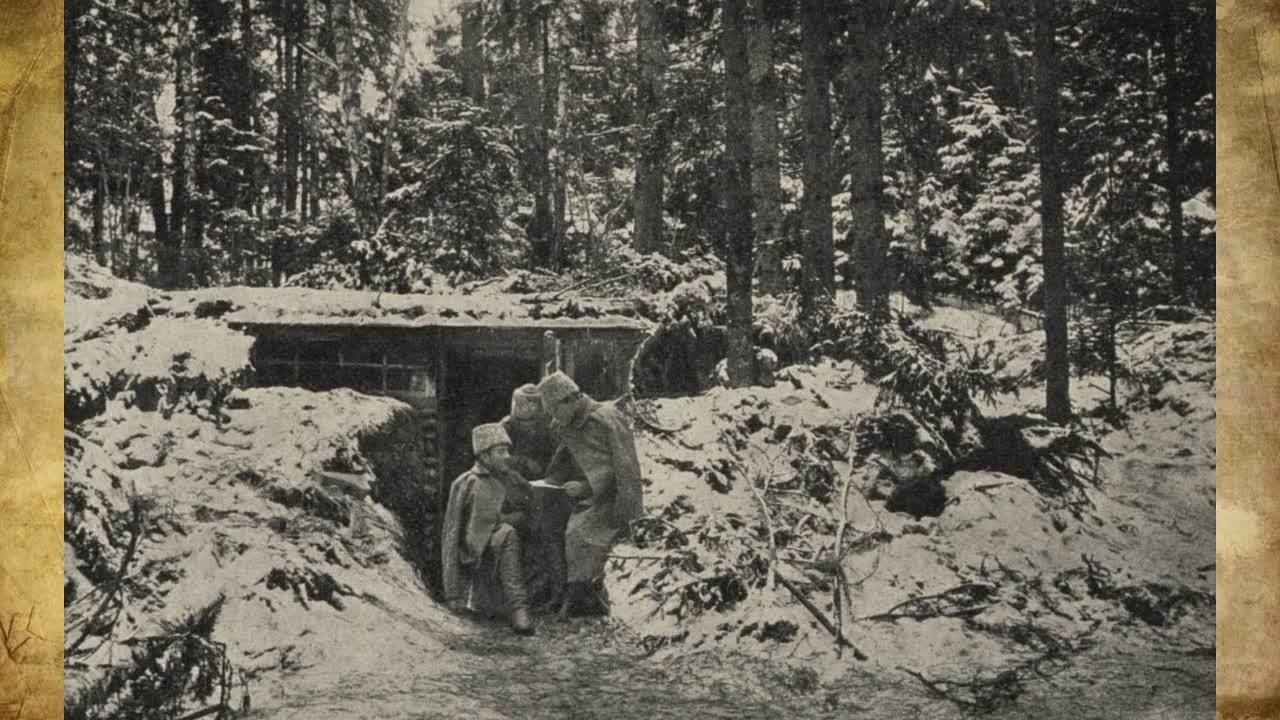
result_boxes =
[528,480,564,491]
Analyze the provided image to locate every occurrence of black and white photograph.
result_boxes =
[61,0,1217,716]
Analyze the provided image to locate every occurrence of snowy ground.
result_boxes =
[63,258,1215,718]
[608,325,1214,690]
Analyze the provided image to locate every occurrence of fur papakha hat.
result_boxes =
[536,371,581,408]
[510,384,543,420]
[471,423,511,456]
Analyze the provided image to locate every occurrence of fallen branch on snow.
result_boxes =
[859,583,997,623]
[66,498,147,658]
[776,574,867,661]
[634,413,694,435]
[743,467,779,592]
[522,271,634,303]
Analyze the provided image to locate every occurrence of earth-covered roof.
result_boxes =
[219,286,650,332]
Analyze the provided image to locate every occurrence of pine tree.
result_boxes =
[1034,0,1070,423]
[748,0,784,293]
[1162,0,1186,300]
[633,0,668,255]
[460,1,487,103]
[722,0,756,386]
[799,0,834,314]
[843,0,891,316]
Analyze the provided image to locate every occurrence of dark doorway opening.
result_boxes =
[440,348,541,487]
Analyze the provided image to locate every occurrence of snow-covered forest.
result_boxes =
[65,0,1214,319]
[63,0,1216,717]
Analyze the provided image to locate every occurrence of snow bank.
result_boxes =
[65,317,256,426]
[609,318,1215,688]
[65,386,460,709]
[64,259,466,711]
[64,254,153,344]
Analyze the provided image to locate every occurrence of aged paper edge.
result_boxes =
[0,0,65,718]
[1217,0,1280,715]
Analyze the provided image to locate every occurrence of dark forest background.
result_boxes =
[65,0,1215,415]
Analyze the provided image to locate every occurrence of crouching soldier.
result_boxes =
[535,371,645,616]
[441,423,536,635]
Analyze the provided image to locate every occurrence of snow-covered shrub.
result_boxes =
[753,293,818,367]
[65,597,235,720]
[816,310,1000,426]
[935,89,1040,305]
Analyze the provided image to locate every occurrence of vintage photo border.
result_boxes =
[1215,0,1280,714]
[0,0,66,717]
[0,0,1276,715]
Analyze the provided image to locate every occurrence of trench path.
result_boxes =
[242,610,1213,720]
[242,355,1216,720]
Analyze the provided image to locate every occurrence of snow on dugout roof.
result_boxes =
[218,286,651,332]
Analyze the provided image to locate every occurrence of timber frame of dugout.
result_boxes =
[229,317,651,501]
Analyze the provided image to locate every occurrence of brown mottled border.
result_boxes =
[0,0,64,718]
[1218,0,1280,716]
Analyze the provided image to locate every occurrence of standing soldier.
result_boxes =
[501,384,558,480]
[535,371,645,616]
[500,383,570,610]
[440,423,536,635]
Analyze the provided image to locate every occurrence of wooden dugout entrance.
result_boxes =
[234,320,650,498]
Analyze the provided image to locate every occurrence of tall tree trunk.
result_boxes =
[989,0,1020,108]
[117,168,134,277]
[800,0,834,314]
[546,13,568,270]
[380,0,413,221]
[148,153,171,283]
[286,6,302,218]
[632,0,667,255]
[271,11,289,283]
[844,0,890,316]
[284,0,308,280]
[92,164,107,267]
[1201,2,1215,208]
[722,0,756,387]
[195,0,240,215]
[300,134,311,222]
[1034,0,1070,423]
[128,207,142,281]
[241,0,256,132]
[187,0,217,287]
[104,176,118,273]
[67,0,85,228]
[240,0,258,213]
[164,18,195,289]
[273,27,287,216]
[187,147,207,286]
[308,141,320,219]
[748,0,784,293]
[1163,0,1186,300]
[460,0,486,103]
[335,0,367,236]
[271,24,287,286]
[519,2,552,267]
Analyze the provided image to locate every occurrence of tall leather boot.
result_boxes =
[495,526,534,635]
